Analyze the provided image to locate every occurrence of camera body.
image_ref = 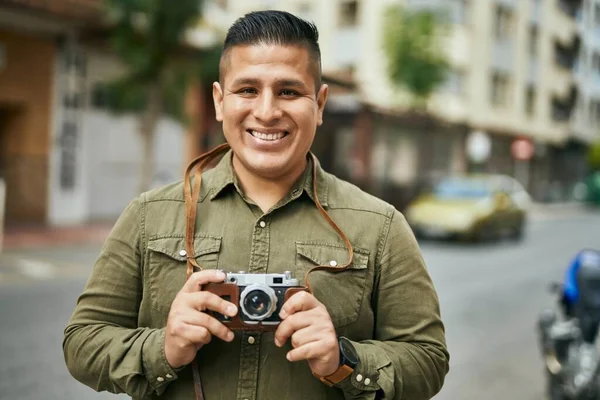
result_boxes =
[204,271,308,331]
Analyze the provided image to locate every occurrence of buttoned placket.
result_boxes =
[236,217,270,400]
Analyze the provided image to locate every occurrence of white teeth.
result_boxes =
[250,130,286,141]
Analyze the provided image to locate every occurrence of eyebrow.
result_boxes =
[230,77,308,89]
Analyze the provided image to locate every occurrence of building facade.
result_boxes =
[202,0,593,205]
[0,1,187,226]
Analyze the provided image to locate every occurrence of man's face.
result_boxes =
[213,43,328,181]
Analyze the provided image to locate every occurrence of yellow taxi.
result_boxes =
[405,174,531,242]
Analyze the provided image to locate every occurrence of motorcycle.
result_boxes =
[537,249,600,400]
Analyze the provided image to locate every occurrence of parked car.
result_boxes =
[404,174,531,242]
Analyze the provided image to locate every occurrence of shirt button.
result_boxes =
[166,374,173,379]
[259,221,266,228]
[329,260,338,267]
[356,374,363,382]
[179,249,187,257]
[248,336,256,344]
[156,377,165,382]
[364,378,371,385]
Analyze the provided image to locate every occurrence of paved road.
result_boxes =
[0,208,598,400]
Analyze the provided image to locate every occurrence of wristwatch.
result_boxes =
[313,336,360,387]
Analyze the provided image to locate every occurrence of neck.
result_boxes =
[232,157,308,213]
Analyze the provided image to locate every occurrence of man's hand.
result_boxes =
[164,270,238,369]
[274,291,340,377]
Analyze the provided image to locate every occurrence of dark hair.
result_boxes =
[220,10,322,87]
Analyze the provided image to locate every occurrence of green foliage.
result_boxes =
[383,6,450,108]
[588,140,600,171]
[105,0,201,83]
[101,0,221,120]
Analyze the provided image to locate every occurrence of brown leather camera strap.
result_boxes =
[182,144,355,400]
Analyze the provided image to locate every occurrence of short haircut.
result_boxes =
[219,10,322,89]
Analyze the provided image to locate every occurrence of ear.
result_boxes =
[213,82,224,122]
[316,84,328,126]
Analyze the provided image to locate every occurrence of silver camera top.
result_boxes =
[224,271,299,287]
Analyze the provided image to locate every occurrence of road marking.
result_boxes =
[16,259,56,279]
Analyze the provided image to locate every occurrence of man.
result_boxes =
[63,10,449,400]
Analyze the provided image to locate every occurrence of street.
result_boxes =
[0,208,598,400]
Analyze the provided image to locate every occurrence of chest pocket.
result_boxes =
[146,235,222,317]
[295,242,370,328]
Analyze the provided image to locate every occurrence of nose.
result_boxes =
[252,91,283,123]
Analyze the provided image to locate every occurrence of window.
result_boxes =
[528,26,538,56]
[339,0,358,27]
[494,6,513,40]
[525,86,536,116]
[491,71,511,107]
[443,70,465,96]
[452,0,469,24]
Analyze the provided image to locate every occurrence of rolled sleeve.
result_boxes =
[334,340,392,399]
[142,328,180,391]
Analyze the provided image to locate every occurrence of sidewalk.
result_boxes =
[1,221,115,252]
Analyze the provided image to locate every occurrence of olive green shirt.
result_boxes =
[63,151,449,400]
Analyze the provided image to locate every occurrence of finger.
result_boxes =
[286,339,336,362]
[178,324,213,346]
[182,312,235,343]
[279,291,320,319]
[181,270,226,293]
[274,309,317,347]
[188,291,238,317]
[290,326,323,349]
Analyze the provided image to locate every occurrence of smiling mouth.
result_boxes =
[247,130,289,141]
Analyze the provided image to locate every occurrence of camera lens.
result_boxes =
[244,290,270,317]
[240,284,278,321]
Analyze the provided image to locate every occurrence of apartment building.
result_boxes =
[202,0,589,204]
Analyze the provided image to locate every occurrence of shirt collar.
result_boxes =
[204,149,329,207]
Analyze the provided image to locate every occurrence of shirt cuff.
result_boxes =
[142,328,179,394]
[334,339,392,397]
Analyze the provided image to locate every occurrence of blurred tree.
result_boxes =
[383,6,450,110]
[102,0,220,193]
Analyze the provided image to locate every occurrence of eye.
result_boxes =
[280,89,300,97]
[238,88,258,95]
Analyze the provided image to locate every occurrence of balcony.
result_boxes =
[552,0,581,46]
[554,37,581,70]
[557,0,582,18]
[551,86,578,122]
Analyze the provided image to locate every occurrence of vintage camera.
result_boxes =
[204,271,308,331]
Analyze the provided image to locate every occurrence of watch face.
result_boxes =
[339,337,359,366]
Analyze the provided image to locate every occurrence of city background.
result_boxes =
[0,0,599,399]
